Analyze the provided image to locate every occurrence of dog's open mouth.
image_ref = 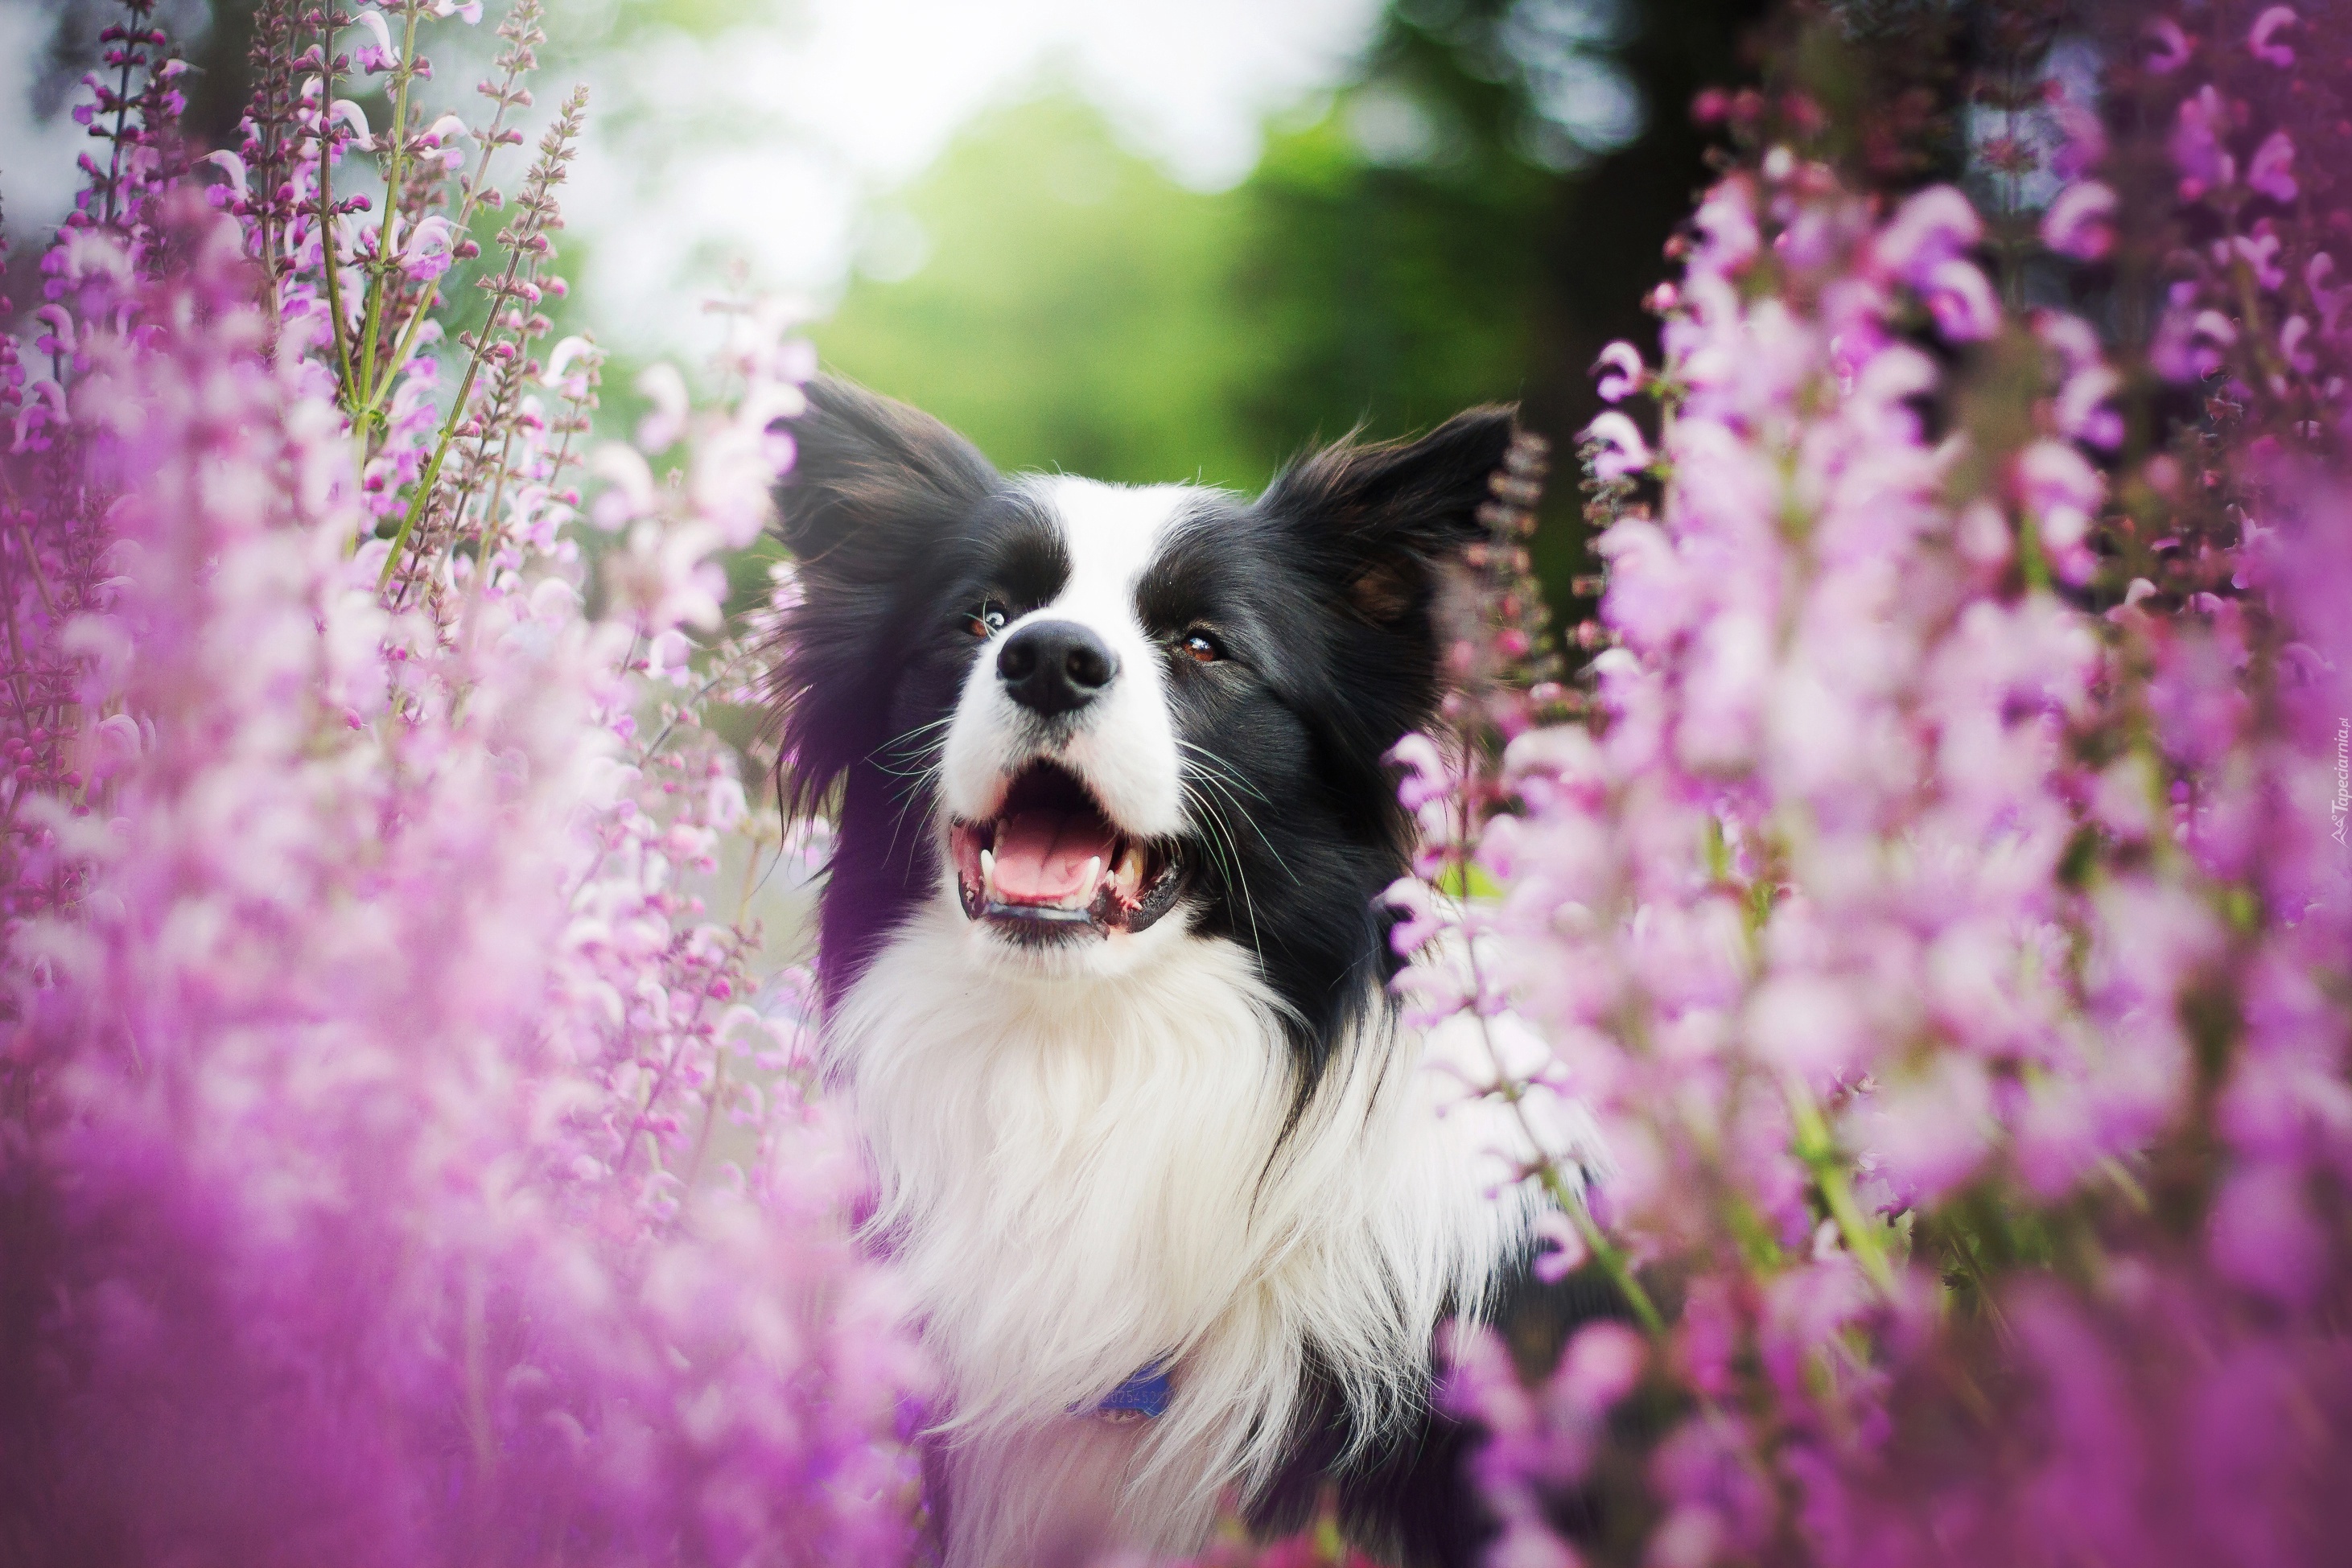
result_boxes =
[949,763,1186,940]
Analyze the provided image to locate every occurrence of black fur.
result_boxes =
[767,377,1522,1557]
[769,377,1050,1002]
[1245,1257,1651,1567]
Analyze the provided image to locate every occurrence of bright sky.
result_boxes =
[0,0,1386,348]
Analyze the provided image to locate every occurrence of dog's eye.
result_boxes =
[966,600,1009,639]
[1180,629,1222,665]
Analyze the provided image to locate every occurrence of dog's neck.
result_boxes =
[823,895,1539,1558]
[828,901,1311,1430]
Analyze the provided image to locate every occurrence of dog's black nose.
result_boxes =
[997,619,1118,716]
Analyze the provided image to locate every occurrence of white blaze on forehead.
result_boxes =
[937,475,1199,846]
[1024,475,1195,611]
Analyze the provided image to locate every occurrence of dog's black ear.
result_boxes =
[778,374,998,566]
[1256,406,1519,777]
[1258,405,1518,627]
[769,376,997,817]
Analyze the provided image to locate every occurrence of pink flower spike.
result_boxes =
[2307,253,2350,333]
[2144,17,2193,73]
[84,713,142,781]
[1529,1209,1590,1282]
[2057,364,2125,449]
[2279,315,2314,372]
[327,98,374,150]
[1593,341,1646,403]
[2171,87,2230,193]
[1925,258,2001,341]
[1386,732,1456,813]
[1381,876,1445,958]
[350,9,396,71]
[2041,180,2116,261]
[2016,439,2104,519]
[1876,185,1983,285]
[2248,6,2298,68]
[201,149,249,203]
[1584,411,1654,480]
[401,216,458,283]
[2233,231,2286,292]
[1689,179,1761,278]
[546,335,600,384]
[2247,131,2297,204]
[1555,1323,1646,1414]
[433,0,485,20]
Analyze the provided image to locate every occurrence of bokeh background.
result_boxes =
[3,0,1771,604]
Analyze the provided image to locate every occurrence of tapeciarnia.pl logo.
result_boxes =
[2334,717,2350,847]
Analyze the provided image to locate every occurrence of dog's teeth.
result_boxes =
[979,847,997,900]
[1116,843,1147,895]
[1077,855,1103,905]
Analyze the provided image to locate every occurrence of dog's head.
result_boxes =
[770,377,1514,1047]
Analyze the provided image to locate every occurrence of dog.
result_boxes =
[770,377,1592,1566]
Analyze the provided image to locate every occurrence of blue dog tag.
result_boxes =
[1094,1361,1172,1421]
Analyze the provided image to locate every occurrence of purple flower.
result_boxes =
[1688,175,1761,278]
[350,8,397,72]
[2247,6,2299,68]
[2247,130,2298,203]
[1583,409,1654,479]
[1873,184,1983,285]
[2145,17,2193,74]
[2152,305,2240,381]
[2042,179,2118,261]
[2208,1164,2325,1307]
[1593,340,1646,403]
[1923,257,2001,341]
[30,5,2352,1566]
[0,23,928,1561]
[2171,84,2234,198]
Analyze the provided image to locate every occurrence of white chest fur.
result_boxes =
[826,903,1541,1566]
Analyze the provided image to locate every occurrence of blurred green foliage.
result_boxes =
[816,92,1549,494]
[817,0,1770,611]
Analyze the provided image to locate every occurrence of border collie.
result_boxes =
[771,378,1584,1566]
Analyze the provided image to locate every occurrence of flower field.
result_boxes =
[2,2,2347,1565]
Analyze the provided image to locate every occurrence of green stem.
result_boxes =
[1452,791,1666,1339]
[102,48,136,226]
[354,1,426,414]
[1783,1075,1897,1294]
[2017,512,2052,592]
[1543,1150,1666,1335]
[454,383,525,631]
[377,352,480,590]
[377,239,533,591]
[359,44,529,419]
[317,14,356,405]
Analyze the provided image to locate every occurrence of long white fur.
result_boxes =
[826,478,1551,1566]
[828,908,1543,1564]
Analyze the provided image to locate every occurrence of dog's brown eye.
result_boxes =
[966,601,1008,639]
[1181,630,1221,664]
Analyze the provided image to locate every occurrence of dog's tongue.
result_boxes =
[992,809,1115,903]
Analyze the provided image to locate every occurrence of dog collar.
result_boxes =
[1094,1361,1172,1422]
